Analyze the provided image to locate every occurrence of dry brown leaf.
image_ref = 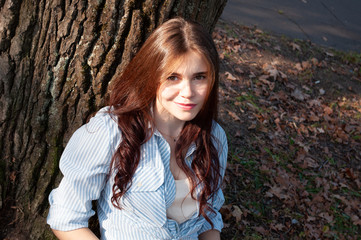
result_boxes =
[311,57,319,66]
[302,61,311,69]
[307,216,316,222]
[253,226,269,235]
[249,71,256,78]
[267,186,290,200]
[220,205,233,221]
[319,212,333,223]
[273,223,285,231]
[235,67,244,74]
[291,88,306,101]
[274,45,281,51]
[326,51,334,57]
[279,71,288,80]
[295,63,303,71]
[290,42,301,51]
[268,69,279,80]
[225,71,237,81]
[248,122,257,130]
[324,106,333,115]
[308,113,320,122]
[227,110,242,122]
[344,168,356,180]
[333,194,350,205]
[231,205,243,222]
[351,215,361,226]
[262,64,280,80]
[305,157,319,168]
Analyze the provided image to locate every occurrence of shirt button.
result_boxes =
[137,182,142,187]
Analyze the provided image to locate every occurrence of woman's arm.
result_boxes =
[47,110,118,235]
[52,228,99,240]
[199,229,221,240]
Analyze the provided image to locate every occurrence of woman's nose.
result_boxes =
[179,80,194,98]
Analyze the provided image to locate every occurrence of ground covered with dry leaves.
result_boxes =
[215,20,361,239]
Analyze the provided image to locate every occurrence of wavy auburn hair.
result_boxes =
[108,17,221,227]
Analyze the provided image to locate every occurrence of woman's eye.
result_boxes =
[194,75,206,80]
[167,75,179,81]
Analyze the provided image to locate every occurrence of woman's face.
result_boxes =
[155,51,210,124]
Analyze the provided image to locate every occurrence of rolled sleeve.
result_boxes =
[198,189,225,234]
[198,122,228,234]
[47,110,117,231]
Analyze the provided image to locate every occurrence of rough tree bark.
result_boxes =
[0,0,227,238]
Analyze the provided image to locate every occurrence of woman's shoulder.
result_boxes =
[71,106,120,145]
[211,121,228,172]
[85,106,118,130]
[58,107,121,173]
[211,121,227,144]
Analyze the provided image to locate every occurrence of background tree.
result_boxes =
[0,0,227,238]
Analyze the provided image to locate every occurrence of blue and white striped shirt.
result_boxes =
[47,107,228,239]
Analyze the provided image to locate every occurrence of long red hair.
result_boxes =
[108,17,221,227]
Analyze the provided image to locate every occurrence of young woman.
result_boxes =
[47,17,228,240]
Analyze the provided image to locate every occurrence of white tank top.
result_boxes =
[166,178,198,224]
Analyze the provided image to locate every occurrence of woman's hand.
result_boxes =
[199,229,221,240]
[52,228,99,240]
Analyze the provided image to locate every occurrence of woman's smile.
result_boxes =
[174,102,197,110]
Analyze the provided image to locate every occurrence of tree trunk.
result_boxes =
[0,0,227,238]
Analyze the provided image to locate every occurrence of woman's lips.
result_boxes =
[175,102,197,110]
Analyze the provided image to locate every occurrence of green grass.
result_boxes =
[332,50,361,65]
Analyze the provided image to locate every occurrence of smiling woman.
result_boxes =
[47,17,228,240]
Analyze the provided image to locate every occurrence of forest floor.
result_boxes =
[215,19,361,239]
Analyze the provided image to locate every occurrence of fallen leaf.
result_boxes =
[232,205,243,222]
[253,226,269,235]
[351,215,361,226]
[248,122,257,130]
[225,71,237,81]
[220,205,233,221]
[295,63,303,71]
[324,106,333,115]
[274,45,281,51]
[319,212,333,223]
[273,223,285,231]
[291,88,305,101]
[302,61,311,69]
[235,67,244,74]
[279,71,288,80]
[326,52,334,57]
[227,110,242,122]
[311,58,319,66]
[307,216,316,222]
[290,42,301,51]
[344,168,356,180]
[249,72,256,78]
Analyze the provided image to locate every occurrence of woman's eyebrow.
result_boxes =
[193,71,208,76]
[167,72,182,77]
[169,71,208,76]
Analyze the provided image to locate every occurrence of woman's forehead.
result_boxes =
[163,51,211,75]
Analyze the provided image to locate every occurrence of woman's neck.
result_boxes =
[153,107,184,139]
